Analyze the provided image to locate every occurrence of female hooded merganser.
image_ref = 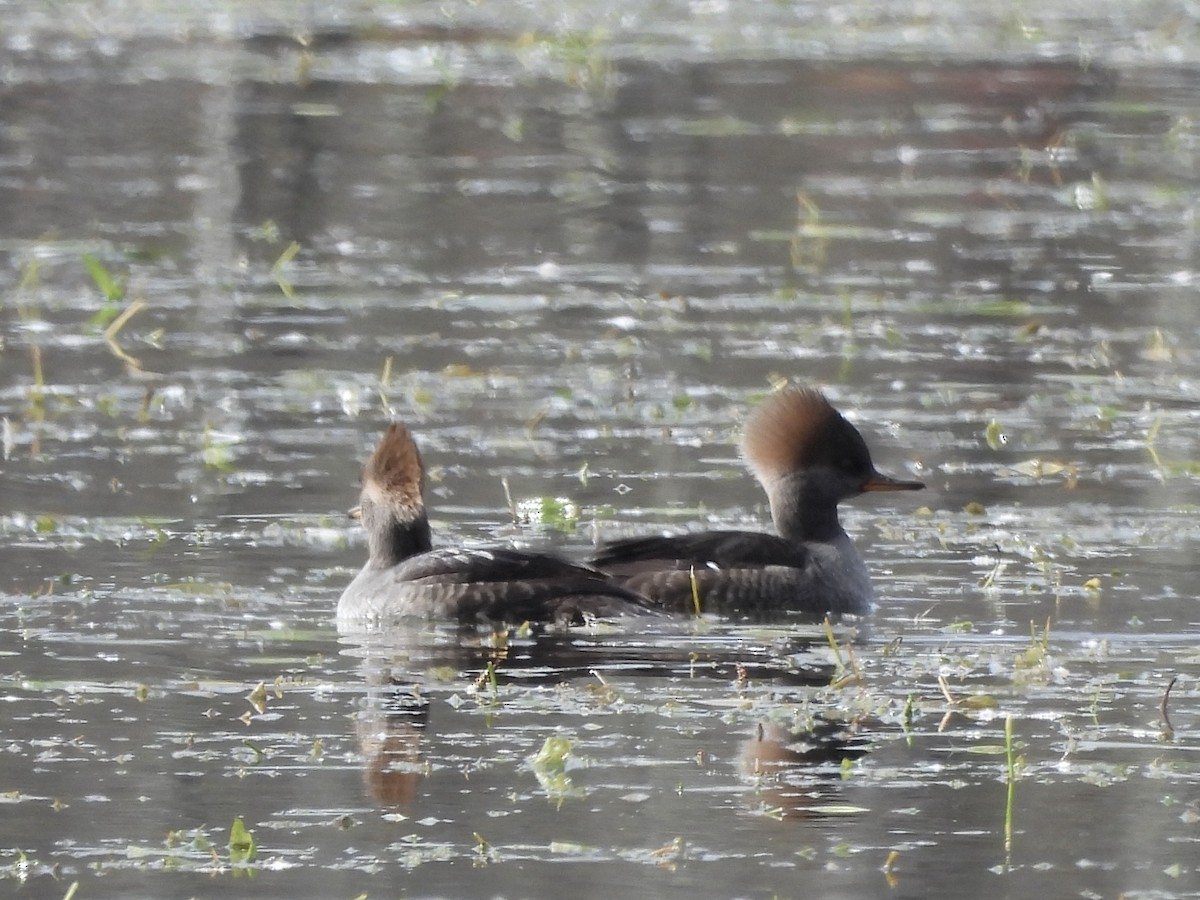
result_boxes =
[338,422,657,626]
[590,388,924,619]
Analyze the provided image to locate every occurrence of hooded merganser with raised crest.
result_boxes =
[590,388,924,619]
[338,422,657,626]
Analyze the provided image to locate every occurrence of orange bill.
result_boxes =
[861,472,925,492]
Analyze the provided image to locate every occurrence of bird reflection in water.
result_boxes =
[346,625,879,821]
[738,717,872,819]
[355,677,432,808]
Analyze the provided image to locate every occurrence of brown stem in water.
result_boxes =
[1159,675,1177,734]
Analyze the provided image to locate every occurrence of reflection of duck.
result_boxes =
[343,624,857,820]
[739,719,871,818]
[338,423,657,626]
[356,682,430,808]
[592,388,923,619]
[740,719,870,775]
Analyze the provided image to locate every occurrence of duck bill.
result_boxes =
[861,472,925,492]
[348,505,363,520]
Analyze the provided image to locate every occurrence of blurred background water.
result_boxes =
[1,2,1199,897]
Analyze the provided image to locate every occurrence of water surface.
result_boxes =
[2,2,1199,897]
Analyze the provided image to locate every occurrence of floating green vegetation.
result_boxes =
[467,660,500,706]
[975,298,1034,317]
[512,494,580,532]
[1013,618,1053,681]
[1007,458,1078,487]
[937,674,998,716]
[500,114,524,143]
[82,253,126,323]
[82,252,148,370]
[442,363,483,378]
[584,669,623,706]
[161,578,234,596]
[201,427,237,471]
[530,734,583,804]
[228,817,257,872]
[246,681,270,715]
[517,28,614,94]
[473,831,499,865]
[15,251,147,431]
[248,220,281,244]
[1143,328,1175,362]
[671,394,693,412]
[86,820,263,877]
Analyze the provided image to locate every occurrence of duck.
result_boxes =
[590,387,924,619]
[338,422,658,627]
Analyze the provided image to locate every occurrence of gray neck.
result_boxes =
[764,470,847,543]
[366,507,432,568]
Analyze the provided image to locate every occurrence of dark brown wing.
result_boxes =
[390,548,660,623]
[396,547,612,583]
[590,531,860,620]
[591,530,809,575]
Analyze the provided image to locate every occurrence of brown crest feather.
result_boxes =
[362,422,426,511]
[741,388,869,480]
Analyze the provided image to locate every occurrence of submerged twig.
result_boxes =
[103,298,146,371]
[937,674,955,705]
[271,241,301,299]
[377,355,393,415]
[822,616,845,669]
[936,675,956,732]
[823,617,862,688]
[980,543,1005,589]
[29,343,45,403]
[688,567,702,617]
[901,694,915,745]
[1160,675,1178,735]
[501,476,518,524]
[1145,412,1165,478]
[1004,715,1016,866]
[882,849,900,888]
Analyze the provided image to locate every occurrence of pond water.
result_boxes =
[2,2,1199,897]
